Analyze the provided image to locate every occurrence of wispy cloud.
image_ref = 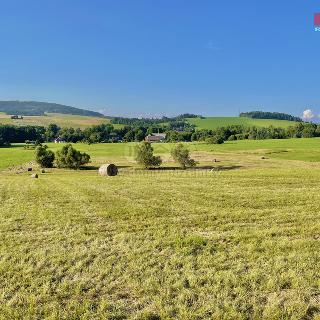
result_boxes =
[205,41,221,52]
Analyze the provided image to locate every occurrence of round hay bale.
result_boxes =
[31,174,38,178]
[99,164,118,176]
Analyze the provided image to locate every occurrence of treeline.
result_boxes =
[0,125,45,146]
[0,124,152,145]
[188,123,319,143]
[240,111,302,122]
[110,113,201,127]
[1,122,320,146]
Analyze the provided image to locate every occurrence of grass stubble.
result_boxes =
[0,141,320,319]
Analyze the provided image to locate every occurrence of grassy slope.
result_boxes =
[0,112,120,129]
[1,163,320,318]
[187,117,297,129]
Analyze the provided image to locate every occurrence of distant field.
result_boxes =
[0,112,121,129]
[3,138,320,171]
[187,117,298,129]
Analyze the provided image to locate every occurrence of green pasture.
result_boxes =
[187,117,298,129]
[2,138,320,171]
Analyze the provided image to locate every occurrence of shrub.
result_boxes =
[135,142,162,168]
[206,135,224,144]
[0,138,10,147]
[171,143,196,169]
[228,135,236,141]
[35,145,55,168]
[55,144,90,169]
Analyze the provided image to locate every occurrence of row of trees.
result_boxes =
[110,113,201,126]
[35,141,195,170]
[240,111,302,122]
[0,125,45,145]
[166,123,320,143]
[1,122,320,147]
[135,142,196,169]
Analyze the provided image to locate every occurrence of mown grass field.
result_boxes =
[0,112,119,129]
[1,139,320,319]
[187,117,298,129]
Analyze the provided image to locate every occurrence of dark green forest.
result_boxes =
[240,111,302,122]
[0,101,105,117]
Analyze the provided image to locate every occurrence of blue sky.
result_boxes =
[0,0,319,117]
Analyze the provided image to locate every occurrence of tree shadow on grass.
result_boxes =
[80,164,242,171]
[147,165,242,171]
[211,165,242,171]
[0,144,25,149]
[80,165,100,170]
[81,165,132,170]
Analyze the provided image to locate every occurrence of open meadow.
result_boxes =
[187,117,297,130]
[0,112,117,129]
[1,139,320,319]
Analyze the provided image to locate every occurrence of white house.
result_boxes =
[54,137,65,143]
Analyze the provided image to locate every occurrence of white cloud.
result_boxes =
[205,41,221,51]
[302,109,315,120]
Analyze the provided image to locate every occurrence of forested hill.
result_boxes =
[0,101,105,117]
[240,111,301,122]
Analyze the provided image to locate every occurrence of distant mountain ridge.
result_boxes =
[0,101,105,117]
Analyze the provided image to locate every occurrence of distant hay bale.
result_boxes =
[31,174,38,178]
[99,164,118,176]
[41,169,45,173]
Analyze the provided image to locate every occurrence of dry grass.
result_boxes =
[0,170,319,318]
[1,140,320,318]
[0,113,121,129]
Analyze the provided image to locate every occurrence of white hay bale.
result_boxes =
[31,174,38,178]
[99,164,118,176]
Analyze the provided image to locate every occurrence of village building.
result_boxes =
[54,137,66,143]
[145,133,166,142]
[11,115,24,119]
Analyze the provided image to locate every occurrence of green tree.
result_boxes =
[135,142,162,168]
[124,130,135,142]
[171,143,196,169]
[35,144,55,168]
[228,135,236,141]
[55,144,90,169]
[206,135,224,144]
[146,127,154,135]
[45,123,60,141]
[302,123,316,138]
[134,129,145,141]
